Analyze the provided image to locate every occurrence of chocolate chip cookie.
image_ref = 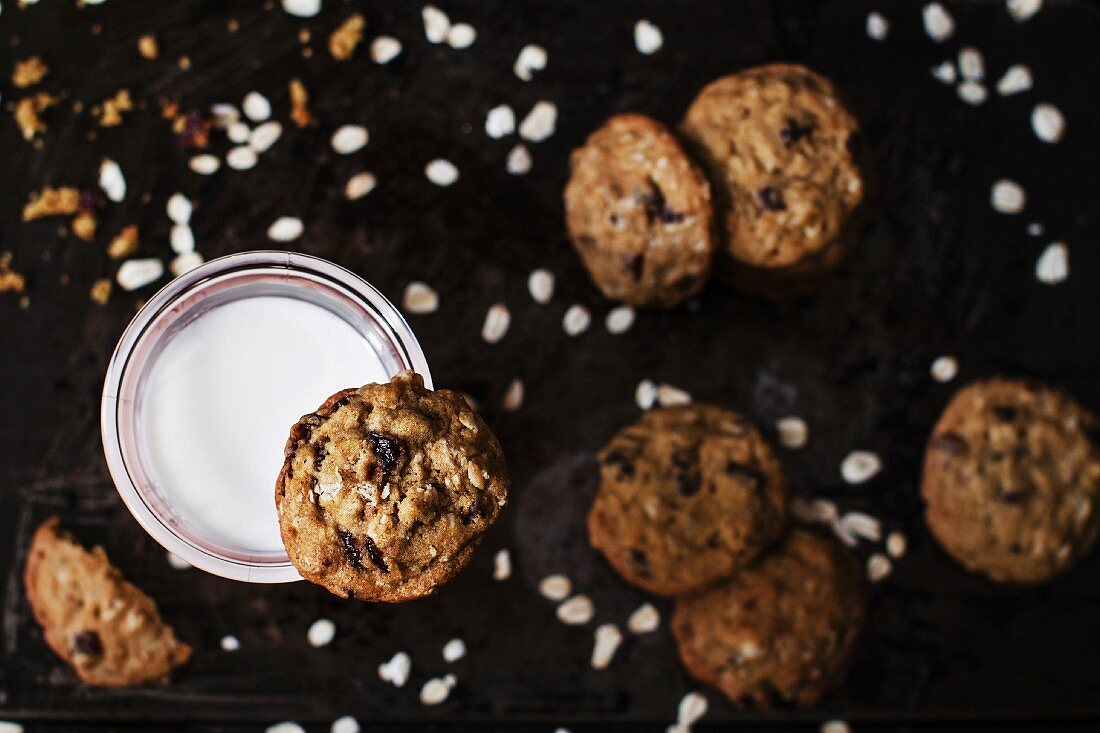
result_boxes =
[680,63,865,297]
[922,377,1100,584]
[564,113,716,308]
[671,529,865,708]
[276,370,509,602]
[587,405,787,596]
[24,518,192,687]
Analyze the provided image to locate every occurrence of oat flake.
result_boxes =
[446,22,476,49]
[991,179,1026,214]
[117,258,163,291]
[562,304,591,336]
[481,303,510,343]
[930,355,958,383]
[957,81,987,106]
[605,305,635,334]
[242,91,271,122]
[557,594,594,625]
[1031,103,1064,143]
[841,450,882,484]
[502,378,524,412]
[189,154,220,175]
[675,691,708,728]
[378,651,412,687]
[635,379,658,410]
[958,47,984,81]
[633,19,663,54]
[866,12,889,41]
[627,602,660,634]
[997,64,1033,95]
[167,551,191,569]
[220,635,240,651]
[922,2,955,42]
[281,0,321,18]
[538,573,572,601]
[656,383,691,407]
[330,716,359,733]
[493,548,512,581]
[227,121,251,143]
[419,674,456,705]
[1007,0,1042,22]
[307,618,336,647]
[227,146,258,170]
[867,552,892,582]
[821,721,851,733]
[332,124,369,154]
[528,268,554,303]
[166,193,192,225]
[776,416,808,449]
[506,144,532,175]
[591,623,623,670]
[931,60,956,85]
[171,251,204,277]
[519,101,557,142]
[267,723,306,733]
[442,638,466,663]
[345,171,377,199]
[425,158,459,186]
[485,104,516,139]
[403,281,439,314]
[98,158,126,202]
[422,5,450,44]
[249,121,282,153]
[371,36,402,64]
[514,44,547,81]
[170,224,195,254]
[886,531,907,559]
[1035,242,1068,284]
[267,216,304,242]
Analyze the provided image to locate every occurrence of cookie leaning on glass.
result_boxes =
[276,370,509,602]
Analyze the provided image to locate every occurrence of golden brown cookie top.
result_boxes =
[671,529,865,708]
[922,377,1100,583]
[276,370,509,602]
[564,113,715,308]
[680,63,863,269]
[587,404,787,596]
[23,518,192,687]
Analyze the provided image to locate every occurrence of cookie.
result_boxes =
[276,370,509,602]
[23,518,192,687]
[587,405,787,596]
[922,377,1100,584]
[671,529,865,708]
[680,63,865,297]
[564,113,716,308]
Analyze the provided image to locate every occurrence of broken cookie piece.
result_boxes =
[24,518,192,686]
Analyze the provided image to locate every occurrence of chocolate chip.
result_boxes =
[338,529,365,570]
[672,449,700,496]
[630,548,652,577]
[314,440,329,472]
[639,188,684,225]
[780,117,814,147]
[628,254,645,281]
[758,186,786,211]
[602,451,635,476]
[73,630,102,656]
[992,406,1018,423]
[368,432,402,472]
[931,432,967,456]
[677,474,700,497]
[363,536,388,573]
[726,461,765,488]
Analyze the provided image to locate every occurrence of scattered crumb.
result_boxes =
[14,92,56,140]
[0,253,26,294]
[12,55,47,87]
[330,13,365,60]
[289,78,313,127]
[106,224,139,259]
[71,210,97,241]
[23,186,81,221]
[172,107,214,148]
[89,277,112,305]
[96,88,133,127]
[138,33,159,59]
[178,55,191,70]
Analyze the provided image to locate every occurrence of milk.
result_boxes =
[140,296,390,553]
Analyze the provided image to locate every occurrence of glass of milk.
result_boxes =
[101,251,431,582]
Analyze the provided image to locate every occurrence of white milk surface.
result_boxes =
[141,296,390,553]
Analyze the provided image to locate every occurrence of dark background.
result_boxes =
[2,0,1100,731]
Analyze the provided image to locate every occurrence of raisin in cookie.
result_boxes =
[276,370,509,602]
[24,518,192,687]
[671,529,865,708]
[564,113,716,308]
[587,405,787,596]
[922,378,1100,584]
[680,64,865,297]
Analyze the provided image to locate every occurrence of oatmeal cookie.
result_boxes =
[587,405,787,596]
[680,63,865,296]
[276,370,509,602]
[671,529,865,708]
[564,113,716,308]
[922,377,1100,583]
[24,518,192,687]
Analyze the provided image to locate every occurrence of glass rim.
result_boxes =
[100,250,432,583]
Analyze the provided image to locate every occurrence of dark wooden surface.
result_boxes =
[3,0,1100,730]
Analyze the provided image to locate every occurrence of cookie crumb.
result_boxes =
[137,33,159,59]
[492,548,512,581]
[107,225,139,259]
[89,278,111,305]
[23,186,81,221]
[538,573,572,601]
[288,78,313,127]
[556,594,594,625]
[329,13,365,60]
[14,92,55,140]
[627,602,660,634]
[0,253,26,294]
[96,89,133,127]
[12,55,47,87]
[591,623,623,670]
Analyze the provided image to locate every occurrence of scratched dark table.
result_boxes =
[2,1,1100,732]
